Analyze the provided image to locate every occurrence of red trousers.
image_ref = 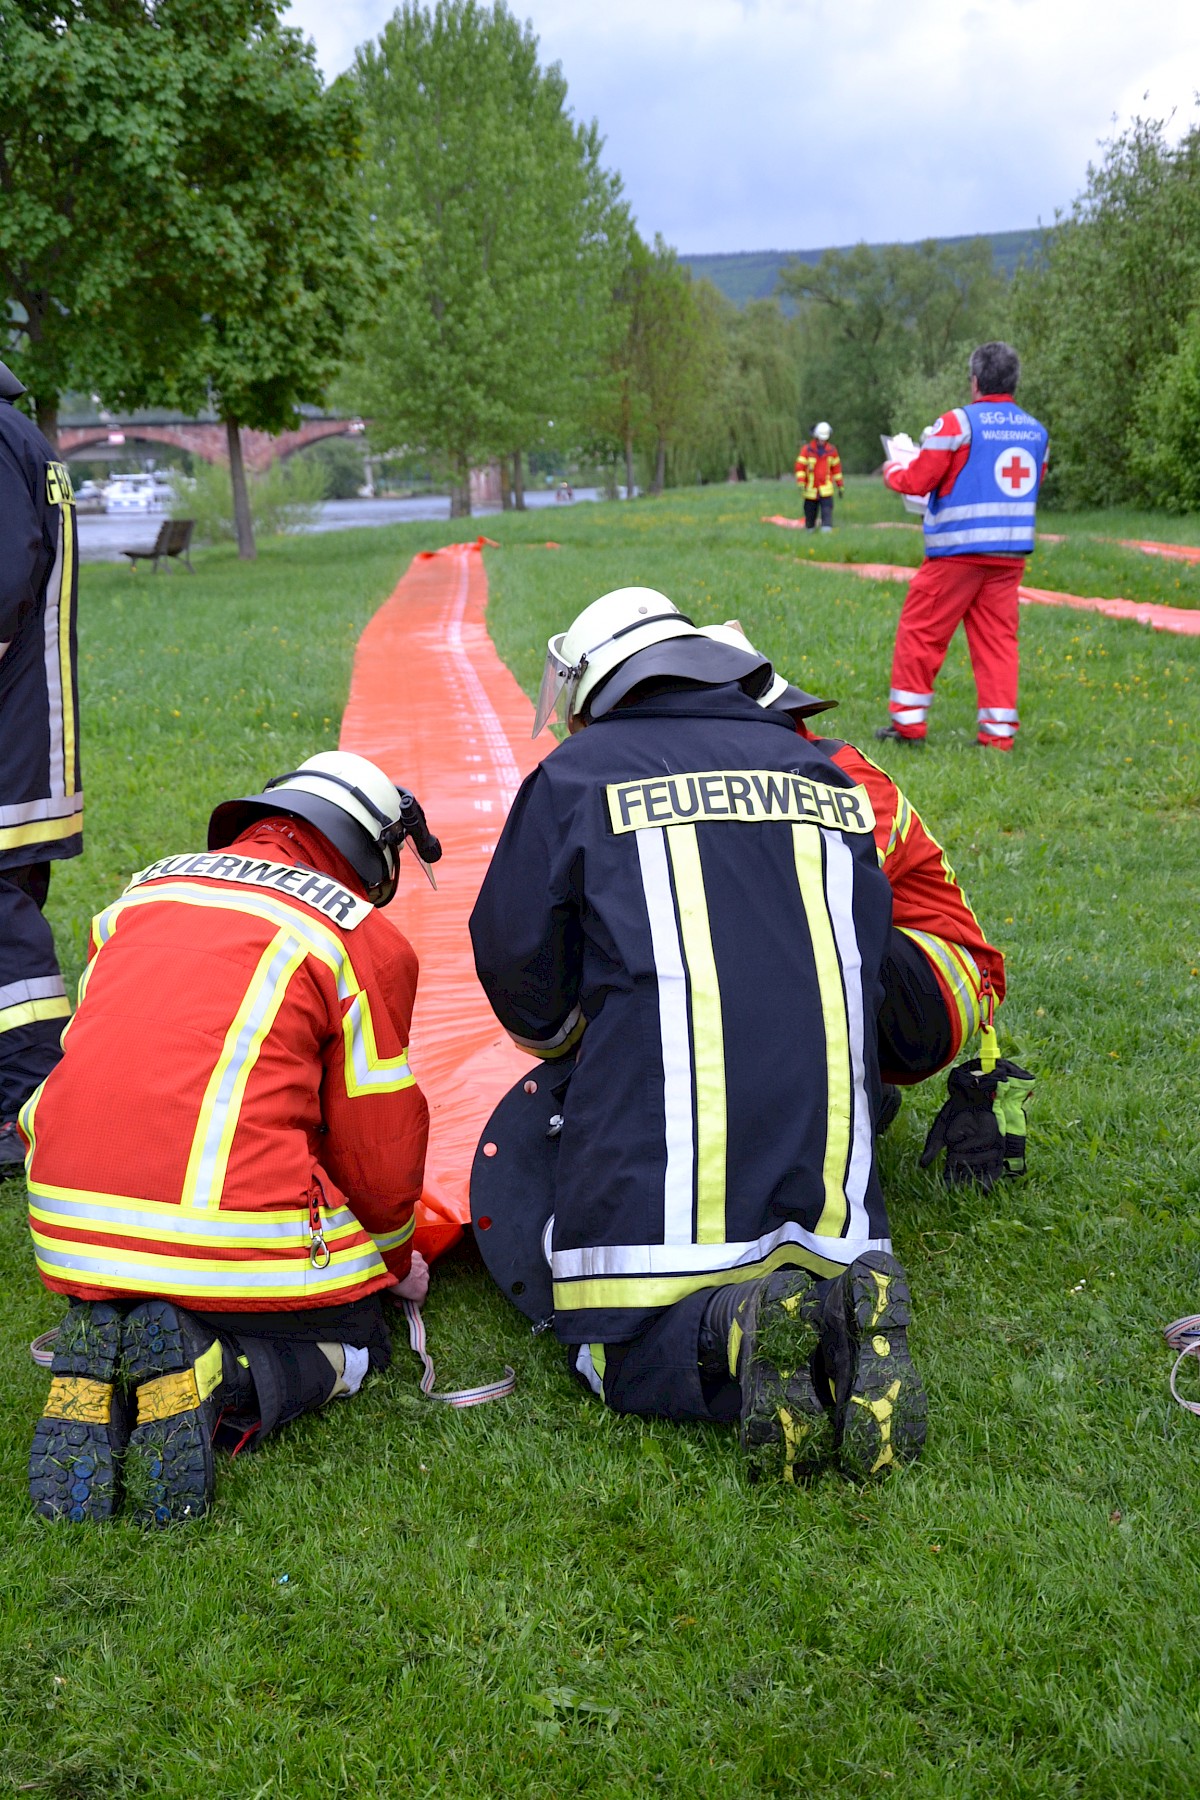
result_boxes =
[888,556,1022,745]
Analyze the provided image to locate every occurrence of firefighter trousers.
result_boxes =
[0,864,69,1120]
[803,495,834,530]
[569,1289,738,1424]
[888,556,1022,744]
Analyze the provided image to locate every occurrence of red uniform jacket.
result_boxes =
[804,729,1005,1062]
[23,820,428,1312]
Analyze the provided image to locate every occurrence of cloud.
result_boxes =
[284,0,1200,253]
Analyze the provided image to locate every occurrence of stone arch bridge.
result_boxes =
[57,415,363,471]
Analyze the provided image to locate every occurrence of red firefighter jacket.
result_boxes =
[23,819,428,1312]
[803,729,1005,1063]
[795,440,844,499]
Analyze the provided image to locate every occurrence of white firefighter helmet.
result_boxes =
[208,750,440,905]
[814,421,832,441]
[533,587,771,735]
[698,620,836,719]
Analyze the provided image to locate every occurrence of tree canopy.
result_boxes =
[349,0,628,513]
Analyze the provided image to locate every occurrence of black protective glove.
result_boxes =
[919,1057,1033,1191]
[396,789,442,865]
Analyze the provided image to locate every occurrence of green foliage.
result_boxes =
[779,238,1009,470]
[684,231,1043,308]
[177,454,327,544]
[2,3,379,437]
[348,0,628,512]
[1130,307,1200,512]
[1014,115,1200,509]
[296,435,372,500]
[5,490,1200,1794]
[889,354,973,442]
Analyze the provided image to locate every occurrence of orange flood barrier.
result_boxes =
[798,559,1200,636]
[339,541,552,1261]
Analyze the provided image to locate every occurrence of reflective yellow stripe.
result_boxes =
[181,929,309,1214]
[28,1186,369,1252]
[899,928,982,1041]
[0,813,80,851]
[372,1216,416,1254]
[665,824,726,1245]
[554,1241,849,1315]
[0,996,70,1033]
[791,827,850,1237]
[341,992,414,1097]
[59,505,76,795]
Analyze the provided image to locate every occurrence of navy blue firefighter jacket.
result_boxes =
[469,684,896,1345]
[0,399,81,870]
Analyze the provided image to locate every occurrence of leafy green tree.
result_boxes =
[779,238,1007,470]
[350,1,627,517]
[720,299,803,480]
[2,1,379,557]
[1013,115,1200,508]
[629,237,726,495]
[1130,305,1200,512]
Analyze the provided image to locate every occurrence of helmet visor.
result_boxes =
[533,635,579,738]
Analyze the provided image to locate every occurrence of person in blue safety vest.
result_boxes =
[0,358,81,1170]
[469,589,928,1484]
[876,341,1049,750]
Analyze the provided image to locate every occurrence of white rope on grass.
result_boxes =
[1164,1315,1200,1415]
[30,1328,58,1369]
[402,1299,516,1406]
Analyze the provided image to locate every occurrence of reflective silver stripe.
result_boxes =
[33,1242,387,1288]
[373,1223,414,1252]
[888,688,932,706]
[0,976,67,1008]
[978,707,1019,722]
[822,833,872,1231]
[979,720,1017,737]
[890,707,927,726]
[927,501,1037,525]
[552,1220,892,1282]
[0,794,83,828]
[923,528,1033,548]
[574,1344,605,1396]
[42,512,66,798]
[30,1188,364,1241]
[343,994,412,1091]
[506,1002,582,1054]
[637,827,695,1246]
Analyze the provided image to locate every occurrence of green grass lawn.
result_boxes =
[3,485,1200,1798]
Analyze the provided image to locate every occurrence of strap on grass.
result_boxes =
[402,1300,516,1407]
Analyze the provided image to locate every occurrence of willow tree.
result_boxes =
[351,1,627,515]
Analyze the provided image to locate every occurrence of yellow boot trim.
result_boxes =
[44,1376,113,1424]
[136,1339,225,1423]
[727,1318,744,1380]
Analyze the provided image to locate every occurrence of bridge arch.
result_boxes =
[57,417,366,471]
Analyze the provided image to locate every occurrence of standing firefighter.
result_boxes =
[24,753,440,1525]
[0,359,80,1169]
[470,590,927,1483]
[795,422,844,531]
[877,341,1048,749]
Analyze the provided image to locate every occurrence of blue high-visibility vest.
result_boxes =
[922,400,1049,558]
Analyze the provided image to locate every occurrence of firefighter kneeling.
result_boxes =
[469,592,927,1483]
[24,753,440,1525]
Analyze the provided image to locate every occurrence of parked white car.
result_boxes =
[104,471,176,513]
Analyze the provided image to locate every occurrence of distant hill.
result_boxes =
[681,228,1042,308]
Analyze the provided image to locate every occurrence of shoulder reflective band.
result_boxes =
[606,770,875,835]
[128,853,372,929]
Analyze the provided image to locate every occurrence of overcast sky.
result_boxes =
[284,0,1200,255]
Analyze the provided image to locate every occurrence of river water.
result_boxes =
[76,489,608,563]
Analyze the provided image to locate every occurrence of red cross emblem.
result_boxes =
[993,446,1036,498]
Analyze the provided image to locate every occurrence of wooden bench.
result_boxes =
[122,518,195,573]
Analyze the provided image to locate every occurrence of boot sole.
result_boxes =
[122,1302,218,1527]
[739,1272,836,1482]
[29,1304,126,1522]
[839,1252,927,1480]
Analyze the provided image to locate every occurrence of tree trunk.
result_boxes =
[624,433,635,499]
[449,456,472,517]
[652,434,666,496]
[28,392,59,451]
[512,447,526,511]
[225,415,256,560]
[500,456,513,511]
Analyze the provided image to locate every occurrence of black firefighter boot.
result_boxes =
[121,1301,252,1527]
[29,1302,132,1522]
[702,1273,837,1482]
[819,1251,927,1481]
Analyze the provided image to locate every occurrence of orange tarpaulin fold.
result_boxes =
[339,541,552,1261]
